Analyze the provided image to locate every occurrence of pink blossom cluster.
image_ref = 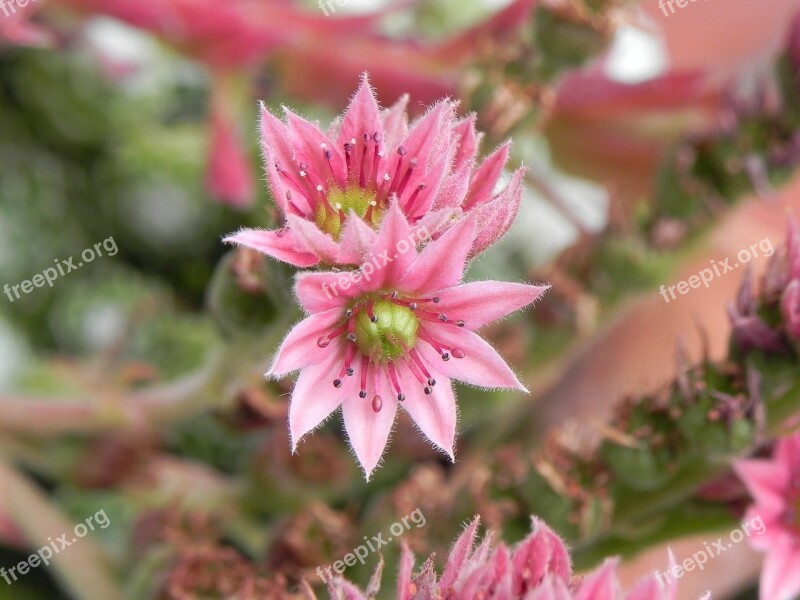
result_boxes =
[225,75,548,479]
[315,516,706,600]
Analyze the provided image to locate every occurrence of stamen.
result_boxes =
[277,162,327,213]
[344,142,354,180]
[322,147,338,182]
[364,200,377,222]
[371,133,382,187]
[404,184,426,216]
[451,348,465,359]
[378,173,391,202]
[336,330,358,380]
[418,329,450,361]
[417,311,466,328]
[403,355,426,385]
[372,395,383,412]
[359,133,370,188]
[275,164,314,207]
[387,361,404,401]
[409,349,433,381]
[394,159,417,198]
[286,190,311,216]
[389,148,406,196]
[318,321,349,347]
[359,355,369,398]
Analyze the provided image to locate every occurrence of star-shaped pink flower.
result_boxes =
[268,202,547,478]
[225,73,525,267]
[734,432,800,600]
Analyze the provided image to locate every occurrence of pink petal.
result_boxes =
[295,271,361,314]
[436,281,550,330]
[433,162,472,210]
[453,114,480,172]
[574,559,620,600]
[336,215,378,264]
[382,93,410,150]
[260,102,297,215]
[223,228,319,267]
[411,207,455,242]
[440,517,481,590]
[207,103,253,207]
[397,544,415,600]
[288,350,354,451]
[485,544,513,598]
[399,214,476,293]
[776,432,800,465]
[267,309,343,378]
[342,372,398,480]
[463,141,511,211]
[286,215,340,263]
[397,362,456,459]
[418,324,527,391]
[284,108,346,188]
[470,166,526,257]
[511,518,572,594]
[360,201,416,292]
[388,100,456,178]
[337,73,385,162]
[761,537,800,600]
[527,576,573,600]
[733,459,790,516]
[401,152,451,221]
[781,280,800,338]
[741,506,778,552]
[327,578,367,600]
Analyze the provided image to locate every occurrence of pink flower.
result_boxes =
[782,279,800,339]
[316,516,705,599]
[206,73,254,207]
[225,74,526,267]
[269,203,547,478]
[734,432,800,600]
[0,0,52,47]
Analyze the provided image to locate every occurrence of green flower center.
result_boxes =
[354,300,418,361]
[315,185,381,239]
